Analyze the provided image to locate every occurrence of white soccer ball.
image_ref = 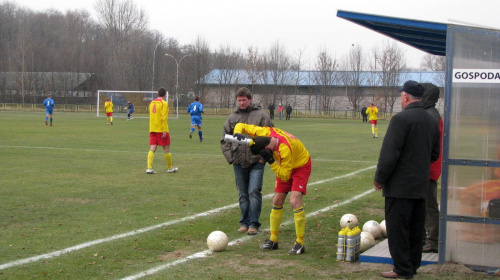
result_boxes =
[380,220,387,238]
[207,230,228,252]
[340,214,358,229]
[360,231,376,252]
[362,220,382,239]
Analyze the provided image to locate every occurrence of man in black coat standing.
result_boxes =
[373,80,440,279]
[361,104,368,123]
[285,104,292,120]
[268,103,275,120]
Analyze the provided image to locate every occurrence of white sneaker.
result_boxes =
[167,167,178,173]
[146,169,156,174]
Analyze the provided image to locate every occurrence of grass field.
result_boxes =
[0,111,479,279]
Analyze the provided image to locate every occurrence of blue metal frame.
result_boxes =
[440,25,500,264]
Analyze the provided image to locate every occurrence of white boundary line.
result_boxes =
[120,188,376,280]
[0,165,376,271]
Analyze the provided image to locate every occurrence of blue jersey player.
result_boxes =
[127,100,134,120]
[43,94,55,126]
[187,96,204,142]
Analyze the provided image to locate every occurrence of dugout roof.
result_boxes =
[336,10,447,56]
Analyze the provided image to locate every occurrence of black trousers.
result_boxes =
[385,197,425,277]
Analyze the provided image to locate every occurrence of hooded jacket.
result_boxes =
[221,104,273,168]
[422,83,443,181]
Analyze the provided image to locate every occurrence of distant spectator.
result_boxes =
[278,105,284,120]
[268,103,275,120]
[286,104,292,120]
[361,105,368,123]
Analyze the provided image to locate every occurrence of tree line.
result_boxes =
[0,0,445,111]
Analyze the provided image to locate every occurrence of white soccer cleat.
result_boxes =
[167,167,178,173]
[146,169,156,174]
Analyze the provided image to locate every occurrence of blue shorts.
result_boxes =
[191,115,202,127]
[128,109,134,114]
[46,108,53,115]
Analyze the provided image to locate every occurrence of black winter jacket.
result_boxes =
[374,101,440,199]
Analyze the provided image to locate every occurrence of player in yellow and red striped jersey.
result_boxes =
[366,102,379,138]
[104,98,114,125]
[146,87,178,174]
[232,123,311,255]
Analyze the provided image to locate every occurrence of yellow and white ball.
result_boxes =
[340,213,358,229]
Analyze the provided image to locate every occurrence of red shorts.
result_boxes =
[370,120,378,125]
[149,132,170,146]
[106,112,113,117]
[275,157,311,195]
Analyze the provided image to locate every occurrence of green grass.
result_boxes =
[0,111,479,279]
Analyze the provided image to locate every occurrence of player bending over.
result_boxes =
[233,123,311,255]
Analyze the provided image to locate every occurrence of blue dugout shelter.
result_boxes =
[338,10,500,271]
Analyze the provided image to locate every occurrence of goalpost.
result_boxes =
[96,90,168,117]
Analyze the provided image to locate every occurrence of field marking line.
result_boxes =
[0,165,376,271]
[120,187,376,280]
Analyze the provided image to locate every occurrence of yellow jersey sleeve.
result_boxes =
[233,123,271,136]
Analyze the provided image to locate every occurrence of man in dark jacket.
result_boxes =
[285,104,292,120]
[221,87,273,236]
[373,80,440,279]
[361,105,368,123]
[421,83,443,253]
[268,103,275,120]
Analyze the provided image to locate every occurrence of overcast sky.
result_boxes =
[10,0,500,69]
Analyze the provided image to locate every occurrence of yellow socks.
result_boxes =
[270,205,283,243]
[164,152,172,169]
[371,126,375,134]
[294,206,305,245]
[375,127,378,137]
[147,150,155,169]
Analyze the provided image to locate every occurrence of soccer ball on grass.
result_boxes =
[207,230,228,252]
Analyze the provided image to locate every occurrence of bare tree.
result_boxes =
[94,0,149,89]
[375,40,408,113]
[264,41,294,106]
[420,53,446,86]
[345,44,365,111]
[314,49,338,112]
[214,45,242,108]
[188,36,212,104]
[244,45,260,94]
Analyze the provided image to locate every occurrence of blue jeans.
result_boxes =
[233,162,265,229]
